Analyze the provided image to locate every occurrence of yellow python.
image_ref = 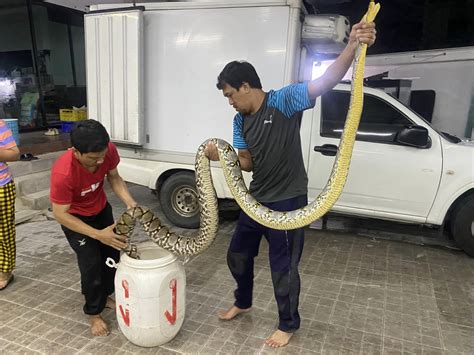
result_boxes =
[115,1,380,256]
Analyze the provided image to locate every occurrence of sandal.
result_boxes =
[44,128,59,136]
[0,274,14,291]
[20,153,38,161]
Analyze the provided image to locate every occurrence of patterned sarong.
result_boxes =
[0,181,16,273]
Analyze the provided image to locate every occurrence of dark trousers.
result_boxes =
[228,194,307,333]
[62,202,119,315]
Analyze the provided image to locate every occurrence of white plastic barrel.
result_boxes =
[112,241,186,347]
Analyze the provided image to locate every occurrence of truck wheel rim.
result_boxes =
[171,185,199,217]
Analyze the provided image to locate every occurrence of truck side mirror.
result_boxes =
[396,125,430,148]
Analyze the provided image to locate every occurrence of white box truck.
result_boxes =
[84,0,474,256]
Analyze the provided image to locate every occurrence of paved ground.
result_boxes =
[1,184,473,354]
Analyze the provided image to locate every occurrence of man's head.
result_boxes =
[216,61,262,115]
[70,119,110,169]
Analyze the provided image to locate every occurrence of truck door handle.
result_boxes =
[314,144,337,156]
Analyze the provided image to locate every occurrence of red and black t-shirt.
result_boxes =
[50,142,120,216]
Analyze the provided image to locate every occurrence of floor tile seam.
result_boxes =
[152,344,181,354]
[339,281,386,289]
[381,279,387,355]
[382,331,445,351]
[22,340,69,355]
[320,249,348,351]
[254,338,266,354]
[423,262,447,352]
[439,320,474,330]
[14,325,91,351]
[17,275,81,292]
[326,319,386,339]
[164,337,206,354]
[2,297,89,328]
[0,340,17,352]
[16,252,74,267]
[432,292,474,304]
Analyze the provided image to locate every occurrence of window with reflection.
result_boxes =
[321,90,413,144]
[0,0,85,130]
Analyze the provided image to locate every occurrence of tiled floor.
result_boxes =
[1,184,473,354]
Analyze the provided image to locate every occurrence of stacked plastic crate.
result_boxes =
[59,108,87,132]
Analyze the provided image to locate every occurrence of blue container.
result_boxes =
[4,119,20,146]
[61,121,75,133]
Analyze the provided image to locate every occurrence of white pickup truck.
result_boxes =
[84,1,474,256]
[118,83,474,257]
[304,84,474,256]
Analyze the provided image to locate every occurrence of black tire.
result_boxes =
[451,195,474,257]
[159,172,200,229]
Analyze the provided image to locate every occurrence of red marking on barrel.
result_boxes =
[120,279,130,326]
[122,279,129,298]
[119,305,130,327]
[165,279,177,325]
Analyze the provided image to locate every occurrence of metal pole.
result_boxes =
[67,24,78,87]
[26,0,47,127]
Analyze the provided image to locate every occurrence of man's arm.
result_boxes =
[52,202,127,250]
[204,143,253,172]
[106,168,137,209]
[0,146,20,162]
[238,149,252,172]
[308,21,376,100]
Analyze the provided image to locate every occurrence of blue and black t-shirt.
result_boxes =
[233,83,314,203]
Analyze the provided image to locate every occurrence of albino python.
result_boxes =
[115,1,381,258]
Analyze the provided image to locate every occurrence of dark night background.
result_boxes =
[306,0,474,54]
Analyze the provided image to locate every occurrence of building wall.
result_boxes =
[0,7,32,53]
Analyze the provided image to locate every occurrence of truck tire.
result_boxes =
[451,195,474,257]
[159,172,200,229]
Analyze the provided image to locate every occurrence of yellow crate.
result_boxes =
[59,109,87,121]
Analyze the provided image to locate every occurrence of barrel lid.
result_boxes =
[120,242,178,269]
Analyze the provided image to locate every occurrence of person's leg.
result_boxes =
[62,203,117,336]
[63,226,110,336]
[96,203,119,305]
[264,195,307,348]
[218,211,263,320]
[0,181,16,290]
[62,229,104,310]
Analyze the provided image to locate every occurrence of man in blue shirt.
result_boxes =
[205,20,376,348]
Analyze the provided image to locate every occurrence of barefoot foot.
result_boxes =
[217,305,251,320]
[89,315,109,336]
[265,330,293,348]
[0,272,13,290]
[105,297,115,309]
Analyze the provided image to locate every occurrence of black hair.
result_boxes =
[216,60,262,90]
[70,119,110,154]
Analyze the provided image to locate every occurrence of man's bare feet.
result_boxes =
[265,329,293,348]
[217,305,251,320]
[105,297,115,309]
[89,315,109,336]
[0,272,13,290]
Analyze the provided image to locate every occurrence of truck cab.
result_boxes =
[303,84,474,256]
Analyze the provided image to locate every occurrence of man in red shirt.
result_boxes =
[50,120,137,336]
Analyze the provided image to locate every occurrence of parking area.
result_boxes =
[1,184,473,354]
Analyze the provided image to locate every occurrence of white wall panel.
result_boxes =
[85,9,143,145]
[143,6,290,153]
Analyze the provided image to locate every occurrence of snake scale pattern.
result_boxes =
[115,1,380,258]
